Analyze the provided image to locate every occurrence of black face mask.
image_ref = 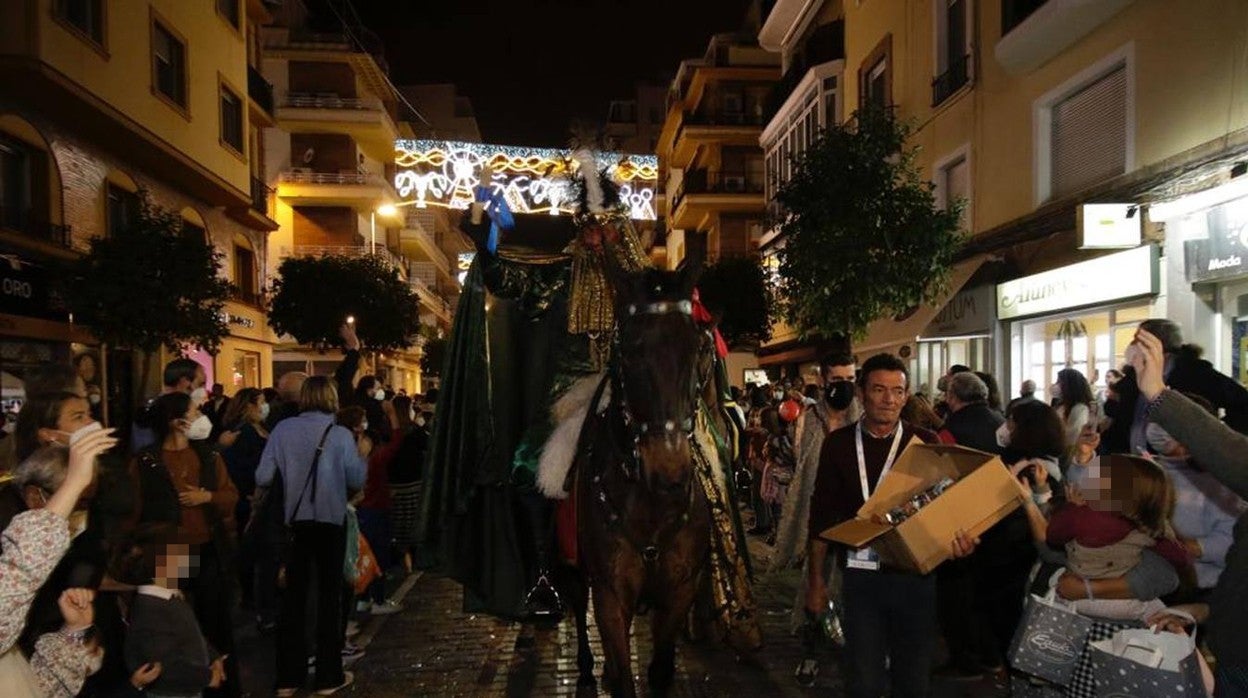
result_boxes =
[825,380,854,410]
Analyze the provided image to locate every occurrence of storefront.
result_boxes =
[998,244,1162,402]
[215,301,274,394]
[911,283,995,396]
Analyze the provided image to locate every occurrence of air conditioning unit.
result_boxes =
[724,176,746,192]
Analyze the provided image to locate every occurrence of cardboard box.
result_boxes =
[819,442,1023,575]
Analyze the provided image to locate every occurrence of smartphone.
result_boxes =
[346,316,355,325]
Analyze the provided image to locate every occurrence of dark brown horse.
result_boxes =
[557,257,719,698]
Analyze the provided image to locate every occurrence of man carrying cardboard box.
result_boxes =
[805,353,979,698]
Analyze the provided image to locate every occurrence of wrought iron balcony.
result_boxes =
[249,176,270,215]
[931,54,971,107]
[247,65,274,115]
[281,92,383,111]
[0,206,72,247]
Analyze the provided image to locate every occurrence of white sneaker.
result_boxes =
[315,671,355,696]
[369,599,403,616]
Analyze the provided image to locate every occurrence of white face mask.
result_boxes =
[361,420,370,432]
[185,414,213,441]
[190,387,208,406]
[373,389,386,401]
[259,402,271,421]
[415,415,426,427]
[68,421,104,446]
[87,393,101,406]
[995,421,1012,449]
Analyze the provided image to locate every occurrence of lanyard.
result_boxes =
[856,420,905,502]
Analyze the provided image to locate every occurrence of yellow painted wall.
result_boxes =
[35,0,252,195]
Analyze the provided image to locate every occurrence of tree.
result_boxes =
[696,255,775,348]
[65,191,232,402]
[774,107,964,342]
[268,253,422,352]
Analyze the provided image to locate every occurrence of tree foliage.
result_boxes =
[417,323,446,376]
[65,192,232,356]
[774,107,964,342]
[696,255,775,348]
[268,253,423,351]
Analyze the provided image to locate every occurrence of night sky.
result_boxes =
[347,0,755,147]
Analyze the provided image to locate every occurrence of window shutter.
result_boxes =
[1051,65,1127,197]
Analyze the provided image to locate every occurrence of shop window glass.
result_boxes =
[1050,339,1066,367]
[1113,304,1152,325]
[1071,336,1088,365]
[232,349,260,389]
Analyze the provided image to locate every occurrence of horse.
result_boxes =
[553,254,724,698]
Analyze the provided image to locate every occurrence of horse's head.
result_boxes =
[606,253,709,492]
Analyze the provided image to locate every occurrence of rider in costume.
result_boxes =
[415,152,761,651]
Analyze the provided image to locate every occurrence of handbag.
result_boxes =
[1007,572,1095,686]
[342,506,382,595]
[1088,609,1210,697]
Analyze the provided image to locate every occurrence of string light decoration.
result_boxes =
[394,140,658,220]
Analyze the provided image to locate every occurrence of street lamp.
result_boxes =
[371,203,399,256]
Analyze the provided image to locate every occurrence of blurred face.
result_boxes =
[155,543,199,587]
[40,397,94,447]
[248,397,265,422]
[174,403,203,435]
[823,364,855,385]
[77,356,96,382]
[859,369,907,429]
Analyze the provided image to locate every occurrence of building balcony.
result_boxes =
[0,206,73,250]
[275,92,399,162]
[671,170,766,230]
[931,54,971,107]
[765,20,845,122]
[247,65,275,123]
[409,274,452,324]
[399,214,451,279]
[250,176,270,215]
[670,112,767,169]
[231,286,266,309]
[276,169,395,210]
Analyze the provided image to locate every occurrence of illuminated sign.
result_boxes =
[1077,203,1142,249]
[996,245,1158,320]
[394,140,658,220]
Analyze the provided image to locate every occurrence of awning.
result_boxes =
[853,255,990,360]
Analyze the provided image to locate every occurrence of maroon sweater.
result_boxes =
[807,421,938,540]
[1046,504,1191,572]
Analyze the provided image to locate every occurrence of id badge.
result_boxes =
[846,546,880,571]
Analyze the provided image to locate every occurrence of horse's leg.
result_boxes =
[647,580,697,696]
[557,565,596,688]
[592,583,638,698]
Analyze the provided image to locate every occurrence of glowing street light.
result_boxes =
[370,204,402,255]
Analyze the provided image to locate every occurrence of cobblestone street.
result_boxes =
[335,538,1011,697]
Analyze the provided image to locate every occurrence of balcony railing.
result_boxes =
[247,65,274,115]
[250,176,269,215]
[281,92,383,111]
[231,286,265,308]
[683,110,766,127]
[931,54,971,107]
[0,206,72,247]
[279,170,377,186]
[292,243,408,275]
[673,170,766,210]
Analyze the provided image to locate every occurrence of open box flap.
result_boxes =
[820,517,892,548]
[858,441,996,518]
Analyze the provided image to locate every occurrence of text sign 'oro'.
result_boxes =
[394,140,658,220]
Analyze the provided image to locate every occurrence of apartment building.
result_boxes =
[755,0,1248,396]
[607,80,668,154]
[655,31,780,269]
[0,0,281,424]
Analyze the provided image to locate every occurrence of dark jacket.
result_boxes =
[939,402,1005,455]
[1149,390,1248,669]
[125,591,216,695]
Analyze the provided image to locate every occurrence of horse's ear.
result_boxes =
[678,232,707,296]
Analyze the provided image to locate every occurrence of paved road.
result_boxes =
[334,538,1010,697]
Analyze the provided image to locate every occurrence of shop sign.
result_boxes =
[996,245,1158,321]
[926,285,994,338]
[0,255,68,322]
[1077,203,1141,249]
[1183,197,1248,283]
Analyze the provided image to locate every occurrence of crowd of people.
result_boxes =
[746,318,1246,697]
[0,322,434,696]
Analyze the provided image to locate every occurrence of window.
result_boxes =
[219,85,244,154]
[232,350,260,389]
[939,154,970,230]
[933,0,970,105]
[763,77,833,201]
[1002,0,1048,36]
[182,220,205,241]
[216,0,240,29]
[0,136,32,231]
[858,34,893,110]
[151,19,187,109]
[56,0,105,47]
[234,244,257,303]
[106,184,139,237]
[1049,64,1127,198]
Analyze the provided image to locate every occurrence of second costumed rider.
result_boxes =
[415,149,761,652]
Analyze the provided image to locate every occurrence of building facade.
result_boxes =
[0,0,281,425]
[753,0,1248,398]
[607,80,668,154]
